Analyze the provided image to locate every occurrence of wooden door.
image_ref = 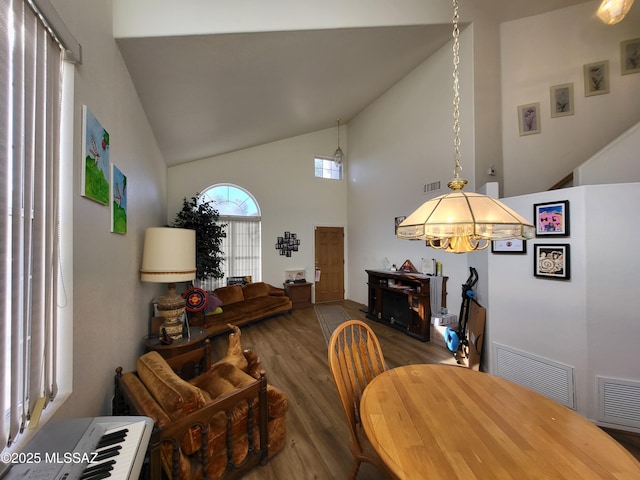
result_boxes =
[314,227,344,303]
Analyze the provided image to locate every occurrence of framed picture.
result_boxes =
[81,105,110,204]
[534,244,570,280]
[550,83,574,118]
[285,269,306,283]
[110,164,127,234]
[395,216,406,234]
[583,60,609,96]
[534,200,570,237]
[491,239,527,254]
[620,37,640,75]
[517,102,541,136]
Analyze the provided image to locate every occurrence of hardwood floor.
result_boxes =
[206,300,640,479]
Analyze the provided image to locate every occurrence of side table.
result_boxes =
[283,282,313,309]
[144,327,207,359]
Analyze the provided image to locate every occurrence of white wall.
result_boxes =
[346,27,477,319]
[488,188,589,411]
[167,128,347,293]
[501,1,640,196]
[50,0,168,419]
[584,183,640,426]
[488,183,640,425]
[575,122,640,186]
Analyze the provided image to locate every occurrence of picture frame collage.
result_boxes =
[276,231,300,257]
[517,36,639,136]
[532,200,570,280]
[490,199,571,280]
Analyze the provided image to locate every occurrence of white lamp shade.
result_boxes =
[396,191,535,241]
[140,227,196,283]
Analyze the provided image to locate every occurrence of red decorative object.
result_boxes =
[183,287,208,312]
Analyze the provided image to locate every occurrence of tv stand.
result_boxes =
[365,269,447,342]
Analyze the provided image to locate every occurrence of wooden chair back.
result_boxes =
[327,320,389,478]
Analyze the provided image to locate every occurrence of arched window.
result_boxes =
[199,184,261,289]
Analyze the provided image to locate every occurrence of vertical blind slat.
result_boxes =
[0,0,12,451]
[10,0,27,444]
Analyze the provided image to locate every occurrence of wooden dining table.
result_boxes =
[360,364,640,479]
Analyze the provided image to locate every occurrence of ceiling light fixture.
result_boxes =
[396,0,534,253]
[334,118,344,165]
[597,0,635,25]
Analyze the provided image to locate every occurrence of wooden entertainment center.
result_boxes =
[365,269,447,342]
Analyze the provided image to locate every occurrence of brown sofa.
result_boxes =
[190,282,292,338]
[114,327,288,479]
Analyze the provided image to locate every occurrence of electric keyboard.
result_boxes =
[2,416,154,480]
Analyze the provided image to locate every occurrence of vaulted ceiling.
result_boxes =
[115,1,592,166]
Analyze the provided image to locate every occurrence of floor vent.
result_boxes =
[493,343,575,409]
[598,376,640,429]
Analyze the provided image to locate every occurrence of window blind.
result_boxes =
[1,0,62,450]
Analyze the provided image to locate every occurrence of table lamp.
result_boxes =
[140,227,196,340]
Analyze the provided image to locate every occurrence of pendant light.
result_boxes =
[334,118,344,165]
[597,0,635,24]
[396,0,534,253]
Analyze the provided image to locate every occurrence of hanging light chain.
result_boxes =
[451,0,463,183]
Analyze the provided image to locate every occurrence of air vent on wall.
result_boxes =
[423,181,441,193]
[598,376,640,429]
[493,343,575,409]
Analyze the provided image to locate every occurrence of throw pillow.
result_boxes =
[204,292,223,313]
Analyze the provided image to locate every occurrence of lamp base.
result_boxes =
[156,284,186,340]
[160,316,184,340]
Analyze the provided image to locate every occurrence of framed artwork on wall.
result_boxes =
[534,200,570,237]
[534,244,570,280]
[620,37,640,75]
[583,60,609,96]
[491,239,527,254]
[81,105,110,205]
[110,164,127,234]
[517,102,541,136]
[550,83,574,118]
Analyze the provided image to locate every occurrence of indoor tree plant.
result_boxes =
[172,194,227,283]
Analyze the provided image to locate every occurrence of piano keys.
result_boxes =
[2,416,154,480]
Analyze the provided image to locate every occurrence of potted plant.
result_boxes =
[172,194,226,282]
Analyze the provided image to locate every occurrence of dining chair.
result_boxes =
[327,320,392,479]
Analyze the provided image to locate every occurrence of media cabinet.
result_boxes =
[365,269,447,342]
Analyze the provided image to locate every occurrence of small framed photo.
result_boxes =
[534,200,570,237]
[583,60,609,96]
[534,244,570,280]
[621,37,640,75]
[491,239,527,254]
[517,102,541,136]
[285,269,306,283]
[550,83,574,118]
